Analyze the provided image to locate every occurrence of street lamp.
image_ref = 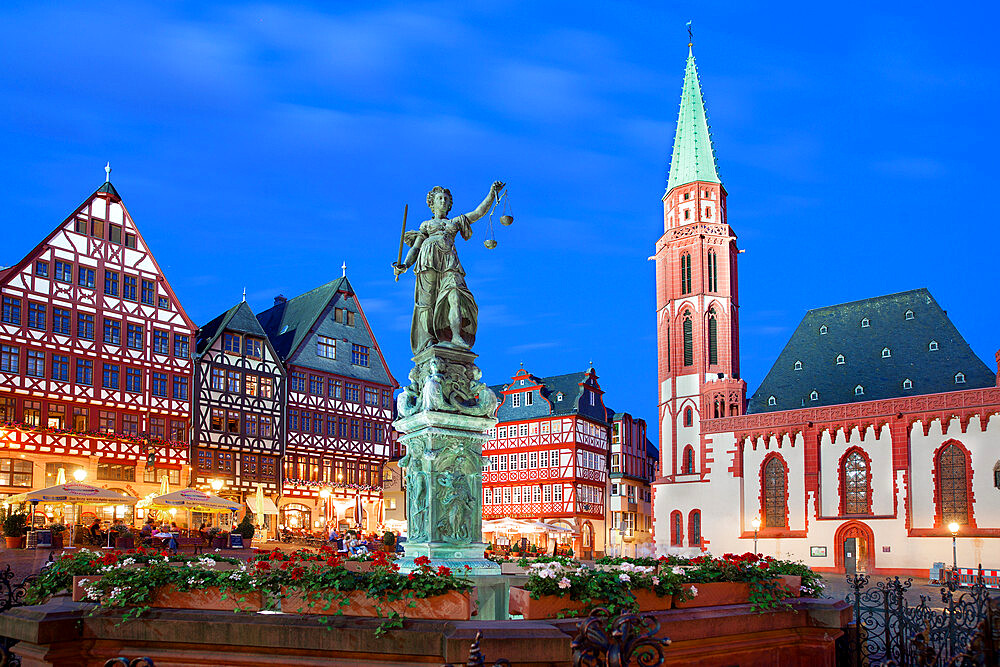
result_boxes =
[210,479,224,492]
[948,522,960,575]
[751,516,761,554]
[73,469,87,482]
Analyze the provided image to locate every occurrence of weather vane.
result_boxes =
[687,20,693,47]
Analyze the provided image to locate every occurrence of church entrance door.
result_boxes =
[835,521,874,574]
[844,537,858,574]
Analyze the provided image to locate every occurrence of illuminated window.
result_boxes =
[763,457,787,528]
[843,451,870,515]
[938,444,969,525]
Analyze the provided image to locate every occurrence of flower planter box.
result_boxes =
[149,585,262,612]
[674,582,751,608]
[344,561,374,573]
[775,575,801,597]
[115,534,135,550]
[4,536,24,549]
[281,588,473,620]
[211,535,228,550]
[72,575,103,602]
[509,587,671,619]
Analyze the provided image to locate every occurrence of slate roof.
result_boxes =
[256,277,349,361]
[747,288,995,413]
[666,46,722,192]
[195,301,267,357]
[491,369,608,423]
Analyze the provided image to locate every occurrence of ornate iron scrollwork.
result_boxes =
[571,606,671,667]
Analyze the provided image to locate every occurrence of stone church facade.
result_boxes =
[651,44,1000,576]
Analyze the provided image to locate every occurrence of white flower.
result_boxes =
[672,566,685,575]
[619,573,631,583]
[558,577,571,589]
[77,578,90,587]
[215,548,221,553]
[652,577,660,586]
[689,586,698,597]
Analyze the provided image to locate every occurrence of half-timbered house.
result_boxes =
[256,276,397,533]
[608,412,658,557]
[483,366,611,559]
[192,300,285,527]
[0,176,195,523]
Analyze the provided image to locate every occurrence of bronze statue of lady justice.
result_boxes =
[392,181,505,355]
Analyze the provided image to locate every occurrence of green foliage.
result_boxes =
[382,531,396,546]
[234,513,256,540]
[3,511,27,538]
[595,556,659,567]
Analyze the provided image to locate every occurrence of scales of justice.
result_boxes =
[390,180,512,577]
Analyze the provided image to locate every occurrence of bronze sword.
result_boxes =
[394,204,408,282]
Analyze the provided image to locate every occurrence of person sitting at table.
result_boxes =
[88,518,104,544]
[198,523,211,544]
[139,518,154,546]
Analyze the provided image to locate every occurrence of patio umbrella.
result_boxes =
[147,488,240,513]
[159,474,170,496]
[7,483,139,549]
[55,468,66,485]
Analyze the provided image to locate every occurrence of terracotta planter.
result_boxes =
[281,587,473,620]
[73,575,104,602]
[674,582,751,608]
[344,561,374,573]
[509,587,671,619]
[775,575,801,597]
[4,536,22,549]
[212,535,228,549]
[150,585,262,612]
[51,532,64,549]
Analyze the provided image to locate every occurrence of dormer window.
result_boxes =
[767,396,776,406]
[836,354,845,365]
[855,385,865,396]
[861,318,870,328]
[905,310,914,320]
[556,392,563,402]
[793,360,802,371]
[929,341,939,351]
[810,390,818,401]
[525,391,533,406]
[819,325,828,335]
[589,392,596,406]
[881,348,891,358]
[902,379,913,389]
[955,372,966,384]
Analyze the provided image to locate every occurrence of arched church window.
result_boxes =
[707,250,718,293]
[670,510,683,546]
[682,316,693,366]
[705,207,712,219]
[905,310,914,320]
[836,354,845,365]
[793,360,802,371]
[683,407,693,427]
[955,372,966,384]
[938,444,969,525]
[861,318,870,328]
[810,390,818,401]
[708,309,718,365]
[843,450,870,515]
[882,348,891,358]
[680,253,692,294]
[767,396,776,406]
[902,379,913,389]
[929,341,939,351]
[689,510,702,546]
[682,446,695,474]
[855,385,864,396]
[763,457,787,528]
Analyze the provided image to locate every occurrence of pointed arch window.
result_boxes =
[861,318,870,328]
[682,316,693,366]
[855,385,864,396]
[882,348,891,358]
[670,510,683,546]
[905,310,914,320]
[836,354,845,365]
[707,309,718,365]
[689,510,702,546]
[955,372,966,384]
[793,360,802,371]
[762,457,787,529]
[682,446,695,474]
[767,396,776,406]
[903,379,913,389]
[937,444,970,525]
[810,390,818,401]
[680,253,692,295]
[929,341,939,351]
[707,250,718,292]
[843,450,871,515]
[683,407,693,427]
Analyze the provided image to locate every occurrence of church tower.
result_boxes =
[652,40,746,548]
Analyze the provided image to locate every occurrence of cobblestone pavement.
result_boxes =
[821,573,946,606]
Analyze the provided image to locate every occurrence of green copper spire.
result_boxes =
[666,44,722,192]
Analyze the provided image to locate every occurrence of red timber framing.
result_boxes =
[0,181,195,490]
[704,385,1000,539]
[192,304,285,498]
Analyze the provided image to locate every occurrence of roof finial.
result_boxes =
[104,162,112,183]
[242,287,246,303]
[341,261,347,278]
[687,20,693,52]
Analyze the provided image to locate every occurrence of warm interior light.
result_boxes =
[210,479,224,492]
[948,522,960,535]
[751,517,761,530]
[73,469,87,482]
[319,489,331,499]
[169,508,177,516]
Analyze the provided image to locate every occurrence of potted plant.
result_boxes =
[110,523,134,550]
[673,553,793,610]
[209,527,228,549]
[381,531,396,553]
[48,522,67,549]
[3,511,27,549]
[235,513,256,543]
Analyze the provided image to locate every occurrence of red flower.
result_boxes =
[413,556,431,567]
[436,566,452,577]
[326,556,342,567]
[256,561,271,571]
[290,566,304,581]
[407,572,415,581]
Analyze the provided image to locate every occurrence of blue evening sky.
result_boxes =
[1,2,997,440]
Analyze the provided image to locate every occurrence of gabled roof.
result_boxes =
[256,276,350,360]
[96,181,120,199]
[196,301,268,357]
[492,368,607,422]
[747,288,995,413]
[666,45,722,192]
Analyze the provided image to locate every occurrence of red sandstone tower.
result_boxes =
[651,41,746,548]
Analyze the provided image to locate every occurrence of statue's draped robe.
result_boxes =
[410,215,478,353]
